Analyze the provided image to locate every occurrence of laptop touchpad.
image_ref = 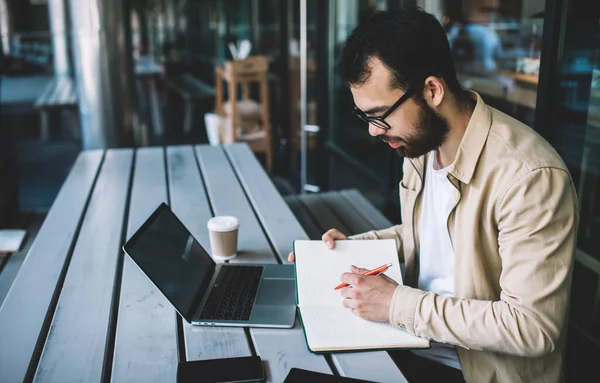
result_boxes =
[255,279,295,305]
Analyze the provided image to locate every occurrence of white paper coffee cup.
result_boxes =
[207,216,239,260]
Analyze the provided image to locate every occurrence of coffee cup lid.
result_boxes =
[207,216,239,232]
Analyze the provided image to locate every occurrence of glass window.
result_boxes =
[422,0,546,128]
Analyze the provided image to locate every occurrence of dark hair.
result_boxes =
[338,8,463,97]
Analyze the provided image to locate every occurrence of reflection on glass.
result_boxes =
[327,0,391,194]
[426,0,546,128]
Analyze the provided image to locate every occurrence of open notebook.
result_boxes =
[293,239,430,353]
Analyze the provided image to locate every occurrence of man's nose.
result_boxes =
[368,123,386,137]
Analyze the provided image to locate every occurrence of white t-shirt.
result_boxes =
[410,151,462,370]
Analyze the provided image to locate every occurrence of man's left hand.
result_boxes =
[339,265,398,321]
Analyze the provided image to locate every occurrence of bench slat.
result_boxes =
[332,352,408,383]
[225,143,307,263]
[34,78,55,106]
[34,149,133,382]
[250,326,333,382]
[0,151,103,383]
[320,191,374,235]
[284,195,323,240]
[195,145,276,264]
[341,189,392,229]
[34,77,77,108]
[112,147,178,382]
[166,146,251,360]
[57,77,71,105]
[297,194,352,235]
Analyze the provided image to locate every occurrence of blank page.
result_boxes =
[294,239,402,306]
[300,306,429,352]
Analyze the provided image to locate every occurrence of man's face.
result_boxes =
[350,60,449,158]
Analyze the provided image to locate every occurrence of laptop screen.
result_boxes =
[123,203,215,321]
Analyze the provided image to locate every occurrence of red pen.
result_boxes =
[334,263,393,290]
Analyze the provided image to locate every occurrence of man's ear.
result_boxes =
[424,76,444,107]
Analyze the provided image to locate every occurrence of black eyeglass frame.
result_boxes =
[352,85,419,130]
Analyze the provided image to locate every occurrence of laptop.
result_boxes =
[122,202,296,328]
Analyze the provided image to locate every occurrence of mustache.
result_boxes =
[379,136,404,144]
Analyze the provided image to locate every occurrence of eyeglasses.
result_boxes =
[352,85,418,130]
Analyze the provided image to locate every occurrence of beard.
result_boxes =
[381,101,449,158]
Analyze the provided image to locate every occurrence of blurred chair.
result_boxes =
[215,56,272,172]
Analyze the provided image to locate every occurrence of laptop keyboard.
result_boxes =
[199,265,263,321]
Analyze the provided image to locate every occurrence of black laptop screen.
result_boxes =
[124,204,215,321]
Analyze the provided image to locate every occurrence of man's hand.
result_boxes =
[339,265,398,322]
[287,229,347,262]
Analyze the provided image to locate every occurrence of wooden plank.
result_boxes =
[217,145,333,381]
[319,191,374,235]
[341,189,392,230]
[34,79,55,107]
[250,323,333,382]
[34,149,133,382]
[57,78,71,105]
[298,194,352,235]
[332,352,409,383]
[225,144,308,263]
[195,145,276,264]
[111,147,178,382]
[284,195,322,240]
[166,145,251,360]
[0,150,103,383]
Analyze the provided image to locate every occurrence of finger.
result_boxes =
[350,265,370,273]
[339,287,356,299]
[340,272,363,286]
[342,297,357,309]
[287,251,295,263]
[322,229,347,249]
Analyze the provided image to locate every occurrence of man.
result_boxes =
[288,8,577,383]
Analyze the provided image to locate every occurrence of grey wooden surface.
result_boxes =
[34,149,133,382]
[0,150,103,383]
[0,144,409,383]
[296,193,352,235]
[111,147,178,382]
[195,145,275,264]
[284,195,323,241]
[225,144,308,263]
[341,189,392,230]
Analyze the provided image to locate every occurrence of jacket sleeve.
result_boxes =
[349,225,405,263]
[388,167,578,357]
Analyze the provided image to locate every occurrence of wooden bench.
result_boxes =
[166,73,215,134]
[0,143,408,383]
[135,57,165,142]
[34,76,78,140]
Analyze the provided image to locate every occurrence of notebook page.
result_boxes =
[300,305,429,352]
[294,239,402,306]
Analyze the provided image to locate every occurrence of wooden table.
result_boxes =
[0,143,408,383]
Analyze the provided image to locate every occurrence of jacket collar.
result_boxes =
[410,91,492,185]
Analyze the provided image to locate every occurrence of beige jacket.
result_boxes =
[352,92,578,382]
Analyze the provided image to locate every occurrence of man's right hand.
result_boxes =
[287,229,348,262]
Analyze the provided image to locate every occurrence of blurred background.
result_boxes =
[0,0,599,378]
